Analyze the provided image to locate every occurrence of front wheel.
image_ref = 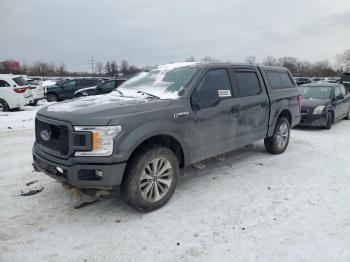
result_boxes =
[325,112,333,130]
[264,117,290,154]
[121,146,179,212]
[344,107,350,120]
[46,93,58,102]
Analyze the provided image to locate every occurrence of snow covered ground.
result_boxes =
[1,106,350,261]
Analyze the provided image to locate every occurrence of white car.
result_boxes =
[25,76,45,105]
[0,74,32,111]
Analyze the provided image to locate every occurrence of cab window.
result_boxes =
[193,69,232,109]
[235,71,261,97]
[62,80,77,89]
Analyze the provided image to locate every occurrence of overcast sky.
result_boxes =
[1,0,350,71]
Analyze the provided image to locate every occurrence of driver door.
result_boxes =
[191,68,240,162]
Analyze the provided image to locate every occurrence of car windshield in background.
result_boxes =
[300,86,332,100]
[12,76,28,86]
[116,63,200,99]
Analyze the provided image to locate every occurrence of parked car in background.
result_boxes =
[45,78,103,101]
[340,73,350,91]
[311,77,326,83]
[299,83,350,129]
[0,74,32,111]
[325,77,341,84]
[23,76,45,105]
[294,77,312,86]
[33,62,301,212]
[74,79,126,98]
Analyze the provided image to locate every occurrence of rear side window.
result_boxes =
[0,80,10,87]
[334,87,341,98]
[340,85,347,95]
[194,69,232,109]
[267,72,295,89]
[280,73,295,88]
[235,71,261,97]
[12,76,27,86]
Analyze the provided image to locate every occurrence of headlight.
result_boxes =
[74,126,122,156]
[313,106,325,114]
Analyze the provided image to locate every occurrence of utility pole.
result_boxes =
[88,56,95,74]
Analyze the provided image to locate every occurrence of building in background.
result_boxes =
[0,60,20,72]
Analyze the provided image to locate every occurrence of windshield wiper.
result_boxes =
[137,90,160,99]
[115,89,125,97]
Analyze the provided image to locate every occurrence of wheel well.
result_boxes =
[279,110,292,125]
[129,135,185,168]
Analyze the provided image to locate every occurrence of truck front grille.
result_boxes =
[35,119,69,156]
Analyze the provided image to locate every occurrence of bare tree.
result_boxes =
[262,56,278,66]
[95,61,103,75]
[244,56,257,65]
[105,61,111,76]
[120,60,129,76]
[336,49,350,72]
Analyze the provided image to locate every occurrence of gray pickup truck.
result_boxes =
[33,62,301,212]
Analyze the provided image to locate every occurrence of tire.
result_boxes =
[121,145,179,212]
[325,112,333,130]
[264,117,290,154]
[47,93,58,102]
[29,100,38,106]
[344,107,350,120]
[0,99,10,112]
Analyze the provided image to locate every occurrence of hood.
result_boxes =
[37,94,172,125]
[301,97,330,108]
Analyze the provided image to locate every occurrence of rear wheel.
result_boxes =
[325,112,333,130]
[121,145,179,212]
[344,107,350,120]
[264,117,290,154]
[0,99,9,112]
[47,93,58,102]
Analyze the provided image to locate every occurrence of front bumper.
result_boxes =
[33,147,126,189]
[299,113,328,127]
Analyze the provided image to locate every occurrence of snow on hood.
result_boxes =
[46,93,144,112]
[42,80,57,87]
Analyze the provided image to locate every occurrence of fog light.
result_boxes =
[95,170,103,177]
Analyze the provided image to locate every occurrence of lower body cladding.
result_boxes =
[33,151,126,190]
[298,113,328,127]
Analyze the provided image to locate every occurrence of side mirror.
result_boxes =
[337,95,344,100]
[13,85,16,87]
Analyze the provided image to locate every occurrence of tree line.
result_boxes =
[1,49,349,77]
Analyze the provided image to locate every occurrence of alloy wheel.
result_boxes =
[139,157,174,202]
[277,123,289,149]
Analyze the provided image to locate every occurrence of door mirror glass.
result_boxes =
[191,92,200,111]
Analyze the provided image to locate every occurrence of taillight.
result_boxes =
[29,86,37,90]
[13,87,27,93]
[296,95,302,111]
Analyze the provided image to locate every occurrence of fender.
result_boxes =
[113,120,191,166]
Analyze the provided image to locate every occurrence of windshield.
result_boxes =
[114,63,200,99]
[12,76,28,86]
[300,86,332,100]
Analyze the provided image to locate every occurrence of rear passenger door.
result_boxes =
[230,68,270,145]
[333,86,345,119]
[190,68,240,162]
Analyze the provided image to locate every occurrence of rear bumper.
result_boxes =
[299,113,328,127]
[33,148,126,189]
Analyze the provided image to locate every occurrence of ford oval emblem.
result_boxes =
[40,130,51,142]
